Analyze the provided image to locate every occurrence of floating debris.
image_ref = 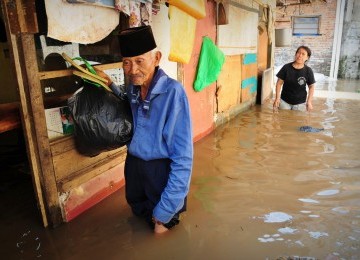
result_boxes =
[276,256,317,260]
[264,212,293,223]
[298,198,320,204]
[299,126,324,133]
[316,189,339,196]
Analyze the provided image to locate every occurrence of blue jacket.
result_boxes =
[111,68,193,223]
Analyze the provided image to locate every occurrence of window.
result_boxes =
[292,16,320,36]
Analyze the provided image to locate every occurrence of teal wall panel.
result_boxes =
[241,76,257,93]
[243,53,257,65]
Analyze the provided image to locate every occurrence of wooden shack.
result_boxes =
[1,0,128,227]
[0,0,275,228]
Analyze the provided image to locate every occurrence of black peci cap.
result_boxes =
[119,26,157,57]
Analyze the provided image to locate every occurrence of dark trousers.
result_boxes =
[124,153,186,225]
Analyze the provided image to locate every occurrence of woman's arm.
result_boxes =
[306,84,315,111]
[273,78,284,111]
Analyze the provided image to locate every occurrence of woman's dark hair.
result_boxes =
[296,45,312,59]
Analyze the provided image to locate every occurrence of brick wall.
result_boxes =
[274,0,337,76]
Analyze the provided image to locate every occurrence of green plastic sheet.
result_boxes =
[193,36,225,92]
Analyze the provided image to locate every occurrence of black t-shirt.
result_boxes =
[276,62,315,105]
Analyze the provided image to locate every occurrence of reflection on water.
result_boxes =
[1,82,360,260]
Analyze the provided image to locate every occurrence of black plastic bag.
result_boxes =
[68,84,133,157]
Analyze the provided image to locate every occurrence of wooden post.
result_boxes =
[1,0,53,227]
[20,34,63,227]
[8,34,50,227]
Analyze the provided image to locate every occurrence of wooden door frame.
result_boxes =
[2,0,62,227]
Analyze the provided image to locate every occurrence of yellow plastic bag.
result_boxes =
[168,6,196,64]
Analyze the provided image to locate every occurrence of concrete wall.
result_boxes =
[274,0,337,76]
[338,0,360,79]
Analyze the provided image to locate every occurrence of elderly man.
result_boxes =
[97,26,193,234]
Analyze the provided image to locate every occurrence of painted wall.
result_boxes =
[215,1,261,120]
[218,2,259,56]
[274,0,337,76]
[183,1,217,142]
[181,1,265,141]
[152,4,178,81]
[339,0,360,79]
[153,2,218,142]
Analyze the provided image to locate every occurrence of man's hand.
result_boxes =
[154,222,169,234]
[94,68,112,86]
[152,217,169,234]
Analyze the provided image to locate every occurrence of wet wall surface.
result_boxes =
[1,84,360,260]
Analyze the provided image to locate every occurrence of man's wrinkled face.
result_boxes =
[122,50,161,87]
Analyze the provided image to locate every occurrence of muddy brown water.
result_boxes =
[1,80,359,260]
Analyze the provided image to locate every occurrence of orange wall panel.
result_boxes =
[217,55,242,112]
[183,1,216,142]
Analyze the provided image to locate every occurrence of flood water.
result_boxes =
[1,80,360,260]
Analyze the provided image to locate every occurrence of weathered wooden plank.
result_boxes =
[239,54,258,103]
[257,23,269,75]
[50,135,125,156]
[241,62,257,79]
[15,0,38,33]
[38,62,122,80]
[4,0,21,34]
[241,86,251,103]
[242,53,257,65]
[58,151,126,192]
[4,0,38,34]
[7,32,49,226]
[21,34,63,227]
[38,70,73,80]
[49,136,75,154]
[217,55,242,112]
[94,62,123,71]
[51,136,126,182]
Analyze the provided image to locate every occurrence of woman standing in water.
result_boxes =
[273,46,316,112]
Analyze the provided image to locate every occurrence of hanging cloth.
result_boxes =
[168,0,206,64]
[168,5,196,64]
[46,0,119,44]
[115,0,131,15]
